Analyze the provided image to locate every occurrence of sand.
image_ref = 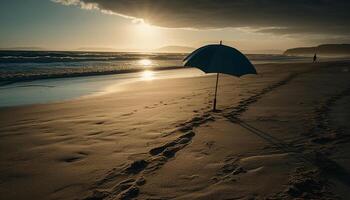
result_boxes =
[1,61,350,200]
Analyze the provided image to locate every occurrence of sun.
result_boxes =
[130,19,163,50]
[135,21,155,35]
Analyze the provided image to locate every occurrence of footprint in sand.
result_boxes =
[87,131,104,136]
[95,121,105,125]
[58,152,89,163]
[121,112,134,117]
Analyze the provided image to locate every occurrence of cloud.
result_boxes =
[54,0,350,37]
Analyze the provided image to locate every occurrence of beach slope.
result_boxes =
[1,61,350,199]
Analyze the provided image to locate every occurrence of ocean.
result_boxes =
[0,51,310,84]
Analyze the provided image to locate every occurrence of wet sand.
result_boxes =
[1,61,350,199]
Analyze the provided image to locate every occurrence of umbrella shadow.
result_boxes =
[229,117,350,186]
[229,117,312,164]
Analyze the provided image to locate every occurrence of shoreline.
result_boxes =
[0,67,207,108]
[2,59,349,87]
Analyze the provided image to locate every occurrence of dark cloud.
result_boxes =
[56,0,350,36]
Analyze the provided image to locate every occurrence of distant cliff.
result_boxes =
[284,44,350,56]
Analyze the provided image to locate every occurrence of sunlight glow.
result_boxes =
[141,70,154,81]
[138,59,152,67]
[136,22,155,34]
[130,20,164,50]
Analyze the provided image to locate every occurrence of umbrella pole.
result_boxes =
[213,73,219,111]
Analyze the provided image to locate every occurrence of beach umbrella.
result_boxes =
[183,41,257,111]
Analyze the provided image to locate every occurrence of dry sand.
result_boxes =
[1,61,350,200]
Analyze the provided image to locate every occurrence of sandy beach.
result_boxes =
[1,61,350,200]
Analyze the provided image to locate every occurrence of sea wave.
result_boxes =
[0,51,186,63]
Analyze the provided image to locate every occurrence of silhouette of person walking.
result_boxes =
[313,53,317,63]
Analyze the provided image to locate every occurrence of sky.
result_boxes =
[0,0,349,53]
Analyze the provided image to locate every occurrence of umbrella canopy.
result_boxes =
[183,44,257,77]
[183,42,257,111]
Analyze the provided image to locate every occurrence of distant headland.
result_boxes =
[284,44,350,56]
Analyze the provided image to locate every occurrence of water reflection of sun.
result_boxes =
[141,70,154,81]
[138,59,152,67]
